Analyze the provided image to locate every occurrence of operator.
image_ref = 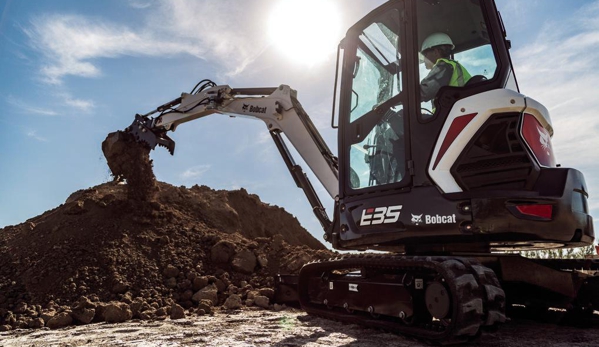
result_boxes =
[384,33,471,137]
[373,33,471,185]
[419,32,472,103]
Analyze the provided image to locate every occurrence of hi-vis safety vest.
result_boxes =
[437,58,472,87]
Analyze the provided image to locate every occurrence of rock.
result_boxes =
[41,310,57,324]
[103,302,132,323]
[231,249,257,274]
[178,279,191,291]
[16,319,30,329]
[285,253,312,272]
[170,304,185,320]
[74,296,96,310]
[0,324,12,331]
[223,294,242,310]
[254,295,270,309]
[257,254,268,268]
[258,288,275,299]
[139,310,154,320]
[130,298,147,318]
[64,200,87,215]
[72,308,96,324]
[181,289,194,301]
[111,282,129,294]
[192,284,218,306]
[274,304,286,312]
[193,276,209,291]
[214,278,227,293]
[13,302,28,314]
[163,265,180,278]
[272,234,284,251]
[165,277,178,288]
[198,300,212,314]
[246,290,260,300]
[28,317,45,329]
[47,312,73,329]
[211,240,236,263]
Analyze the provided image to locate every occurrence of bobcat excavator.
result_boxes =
[104,0,597,344]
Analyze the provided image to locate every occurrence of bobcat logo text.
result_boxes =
[359,205,403,226]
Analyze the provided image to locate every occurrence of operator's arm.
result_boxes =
[420,61,453,102]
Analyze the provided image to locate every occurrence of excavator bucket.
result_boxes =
[125,114,176,155]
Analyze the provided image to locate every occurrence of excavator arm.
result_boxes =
[120,81,338,231]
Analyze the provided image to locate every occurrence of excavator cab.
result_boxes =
[332,0,593,253]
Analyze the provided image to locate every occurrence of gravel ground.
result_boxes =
[2,308,599,347]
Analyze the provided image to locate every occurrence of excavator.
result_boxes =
[104,0,597,344]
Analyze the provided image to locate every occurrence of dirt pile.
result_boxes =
[0,180,333,331]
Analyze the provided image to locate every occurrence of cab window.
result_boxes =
[347,9,405,189]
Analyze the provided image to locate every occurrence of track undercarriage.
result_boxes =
[281,254,599,344]
[297,255,506,344]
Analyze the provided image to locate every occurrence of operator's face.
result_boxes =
[422,48,439,70]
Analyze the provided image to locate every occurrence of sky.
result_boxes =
[0,0,598,247]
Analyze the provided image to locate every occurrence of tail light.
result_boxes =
[521,114,556,167]
[508,203,553,221]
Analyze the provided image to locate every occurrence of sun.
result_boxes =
[268,0,342,66]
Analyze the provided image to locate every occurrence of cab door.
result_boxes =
[339,1,411,197]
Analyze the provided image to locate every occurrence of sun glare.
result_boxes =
[268,0,341,66]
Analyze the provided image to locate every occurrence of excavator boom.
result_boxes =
[109,83,339,231]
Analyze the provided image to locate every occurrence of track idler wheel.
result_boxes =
[425,281,451,320]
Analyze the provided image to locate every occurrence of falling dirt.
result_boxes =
[102,131,157,201]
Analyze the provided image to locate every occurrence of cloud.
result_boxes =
[6,95,58,116]
[127,0,152,9]
[25,14,204,85]
[26,130,48,142]
[61,93,95,111]
[6,92,94,116]
[511,1,599,169]
[153,0,271,77]
[180,164,211,180]
[24,0,272,84]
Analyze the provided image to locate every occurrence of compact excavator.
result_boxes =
[105,0,597,344]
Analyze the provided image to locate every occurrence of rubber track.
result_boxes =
[298,254,506,345]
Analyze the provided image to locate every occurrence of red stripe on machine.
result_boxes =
[433,113,477,170]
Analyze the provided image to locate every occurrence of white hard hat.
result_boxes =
[421,32,455,52]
